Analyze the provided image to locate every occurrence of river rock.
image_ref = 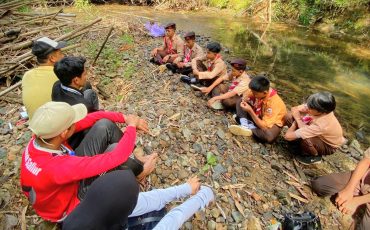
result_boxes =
[178,169,188,180]
[212,163,226,180]
[231,211,243,223]
[207,220,216,230]
[244,215,262,230]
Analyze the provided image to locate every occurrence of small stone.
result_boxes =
[212,164,226,180]
[192,143,203,153]
[210,208,221,218]
[184,222,193,230]
[182,128,192,140]
[0,147,6,159]
[217,129,225,139]
[231,211,243,223]
[207,220,217,230]
[244,215,262,230]
[178,169,188,180]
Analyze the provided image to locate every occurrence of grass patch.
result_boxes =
[17,5,31,13]
[120,33,134,45]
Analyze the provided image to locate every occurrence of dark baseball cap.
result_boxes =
[164,22,176,29]
[230,59,247,70]
[32,37,67,58]
[184,31,195,40]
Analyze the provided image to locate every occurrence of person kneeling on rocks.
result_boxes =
[284,92,345,165]
[202,58,252,110]
[166,31,204,75]
[150,22,184,65]
[180,42,227,87]
[229,76,287,144]
[52,56,99,113]
[311,147,370,230]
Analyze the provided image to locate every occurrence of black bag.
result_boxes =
[125,208,167,230]
[283,212,322,230]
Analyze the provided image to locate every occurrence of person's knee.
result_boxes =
[93,119,117,132]
[311,177,326,196]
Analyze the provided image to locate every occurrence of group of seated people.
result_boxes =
[17,21,369,229]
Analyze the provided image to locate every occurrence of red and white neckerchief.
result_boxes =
[164,36,176,54]
[247,89,277,117]
[228,80,240,91]
[207,54,221,71]
[183,45,193,63]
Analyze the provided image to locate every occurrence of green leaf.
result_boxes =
[206,152,218,166]
[201,164,210,173]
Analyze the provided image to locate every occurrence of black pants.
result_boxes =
[62,170,139,230]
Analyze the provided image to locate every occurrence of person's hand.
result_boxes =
[151,48,158,57]
[240,101,253,112]
[193,69,199,76]
[125,114,140,127]
[339,198,360,215]
[208,98,218,107]
[336,188,354,207]
[137,119,149,133]
[187,176,201,195]
[200,87,211,95]
[177,62,185,68]
[162,55,170,63]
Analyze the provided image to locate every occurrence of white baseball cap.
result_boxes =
[29,102,87,139]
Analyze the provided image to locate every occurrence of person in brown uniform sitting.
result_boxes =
[150,22,184,65]
[284,92,346,165]
[201,59,252,110]
[180,42,227,87]
[311,147,370,230]
[166,31,204,75]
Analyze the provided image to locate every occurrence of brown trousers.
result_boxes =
[211,83,240,110]
[311,171,370,230]
[153,50,177,64]
[284,112,336,156]
[194,60,219,87]
[236,97,282,144]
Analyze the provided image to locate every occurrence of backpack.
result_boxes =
[283,211,322,230]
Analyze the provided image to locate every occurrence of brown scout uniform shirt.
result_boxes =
[173,43,204,67]
[162,34,184,56]
[191,55,227,80]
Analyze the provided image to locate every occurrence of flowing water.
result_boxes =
[69,5,370,144]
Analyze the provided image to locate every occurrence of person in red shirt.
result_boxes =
[20,102,155,225]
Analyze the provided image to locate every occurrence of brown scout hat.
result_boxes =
[230,59,247,70]
[165,22,176,29]
[184,31,195,39]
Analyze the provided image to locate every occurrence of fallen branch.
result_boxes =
[289,192,309,203]
[92,25,114,66]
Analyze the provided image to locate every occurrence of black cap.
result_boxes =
[164,22,176,29]
[206,42,221,53]
[32,37,67,59]
[230,58,247,70]
[184,31,195,39]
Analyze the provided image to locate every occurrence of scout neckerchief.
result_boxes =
[207,54,221,71]
[228,72,247,91]
[247,89,277,117]
[183,45,193,63]
[164,35,176,54]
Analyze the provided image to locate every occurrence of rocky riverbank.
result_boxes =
[0,11,368,230]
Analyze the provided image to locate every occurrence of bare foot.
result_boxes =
[187,176,201,195]
[137,153,158,180]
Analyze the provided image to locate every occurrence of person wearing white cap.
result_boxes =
[22,37,67,119]
[20,102,214,229]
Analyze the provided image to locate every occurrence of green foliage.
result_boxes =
[17,5,31,13]
[74,0,91,9]
[122,62,136,79]
[201,152,218,173]
[208,0,252,10]
[208,0,229,9]
[120,34,134,45]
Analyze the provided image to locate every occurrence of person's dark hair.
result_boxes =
[306,92,336,113]
[54,56,86,86]
[206,42,221,53]
[249,75,270,92]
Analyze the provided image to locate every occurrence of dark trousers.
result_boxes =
[62,170,139,230]
[153,50,176,65]
[211,83,240,110]
[73,119,124,199]
[194,60,219,87]
[311,171,370,230]
[284,112,336,156]
[236,97,282,144]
